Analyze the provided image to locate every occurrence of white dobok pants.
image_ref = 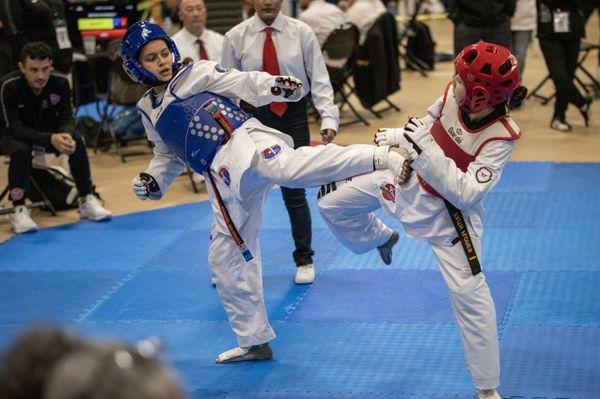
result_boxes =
[317,170,500,389]
[207,128,376,349]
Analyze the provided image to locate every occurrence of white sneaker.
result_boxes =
[10,205,38,234]
[192,173,205,184]
[477,388,501,399]
[79,194,112,221]
[550,118,572,132]
[294,264,315,284]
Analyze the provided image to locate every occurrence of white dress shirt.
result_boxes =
[172,27,224,62]
[222,13,339,132]
[298,0,347,48]
[345,0,386,45]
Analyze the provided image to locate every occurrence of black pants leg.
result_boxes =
[539,38,585,120]
[2,138,33,204]
[241,99,315,266]
[1,134,94,204]
[67,134,94,196]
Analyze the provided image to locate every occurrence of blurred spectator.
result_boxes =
[242,0,256,19]
[0,326,85,399]
[444,0,516,56]
[298,0,347,48]
[345,0,387,44]
[0,22,14,75]
[510,0,536,78]
[172,0,224,62]
[0,326,183,399]
[0,42,112,234]
[163,0,183,35]
[0,0,74,75]
[44,339,184,399]
[537,0,591,131]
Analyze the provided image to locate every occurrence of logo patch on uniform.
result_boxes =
[218,167,231,187]
[380,183,396,202]
[215,65,230,73]
[49,93,61,106]
[262,145,281,160]
[476,167,493,183]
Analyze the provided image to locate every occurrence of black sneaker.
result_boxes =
[377,231,399,265]
[216,343,273,364]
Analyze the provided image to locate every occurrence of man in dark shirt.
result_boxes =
[444,0,517,56]
[0,42,111,234]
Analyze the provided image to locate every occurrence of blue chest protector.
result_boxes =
[154,91,250,173]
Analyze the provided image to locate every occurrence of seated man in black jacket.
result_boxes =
[0,42,111,234]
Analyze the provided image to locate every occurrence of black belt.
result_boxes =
[205,98,253,263]
[404,134,481,276]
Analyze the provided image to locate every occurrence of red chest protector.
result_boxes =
[418,83,521,198]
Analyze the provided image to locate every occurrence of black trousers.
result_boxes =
[453,20,512,56]
[539,38,586,120]
[0,133,94,203]
[241,98,314,267]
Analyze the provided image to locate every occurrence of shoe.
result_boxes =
[294,263,315,284]
[579,97,593,127]
[192,172,205,184]
[550,118,572,132]
[477,388,501,399]
[79,194,112,221]
[216,343,273,364]
[10,205,38,234]
[377,231,399,265]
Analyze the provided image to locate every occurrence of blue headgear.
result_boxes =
[120,21,181,86]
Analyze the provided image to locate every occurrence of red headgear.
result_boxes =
[454,41,520,113]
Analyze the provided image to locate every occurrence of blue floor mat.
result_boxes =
[1,162,599,398]
[492,162,552,193]
[500,326,600,399]
[508,271,600,326]
[0,270,130,323]
[287,270,517,324]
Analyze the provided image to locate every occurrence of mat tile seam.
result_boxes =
[74,229,193,323]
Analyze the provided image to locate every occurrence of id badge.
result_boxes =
[55,26,72,49]
[553,10,570,33]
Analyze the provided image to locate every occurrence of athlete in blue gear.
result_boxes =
[122,21,411,364]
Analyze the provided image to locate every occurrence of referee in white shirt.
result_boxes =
[172,0,224,63]
[222,0,339,285]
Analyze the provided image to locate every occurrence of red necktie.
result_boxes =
[262,27,287,117]
[196,39,208,60]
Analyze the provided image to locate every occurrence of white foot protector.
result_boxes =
[477,389,501,399]
[215,343,273,364]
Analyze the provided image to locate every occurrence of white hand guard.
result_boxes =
[374,128,404,147]
[403,117,433,153]
[271,76,303,102]
[373,146,413,185]
[131,173,161,201]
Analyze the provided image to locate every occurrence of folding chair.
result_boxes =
[322,23,369,126]
[397,0,429,77]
